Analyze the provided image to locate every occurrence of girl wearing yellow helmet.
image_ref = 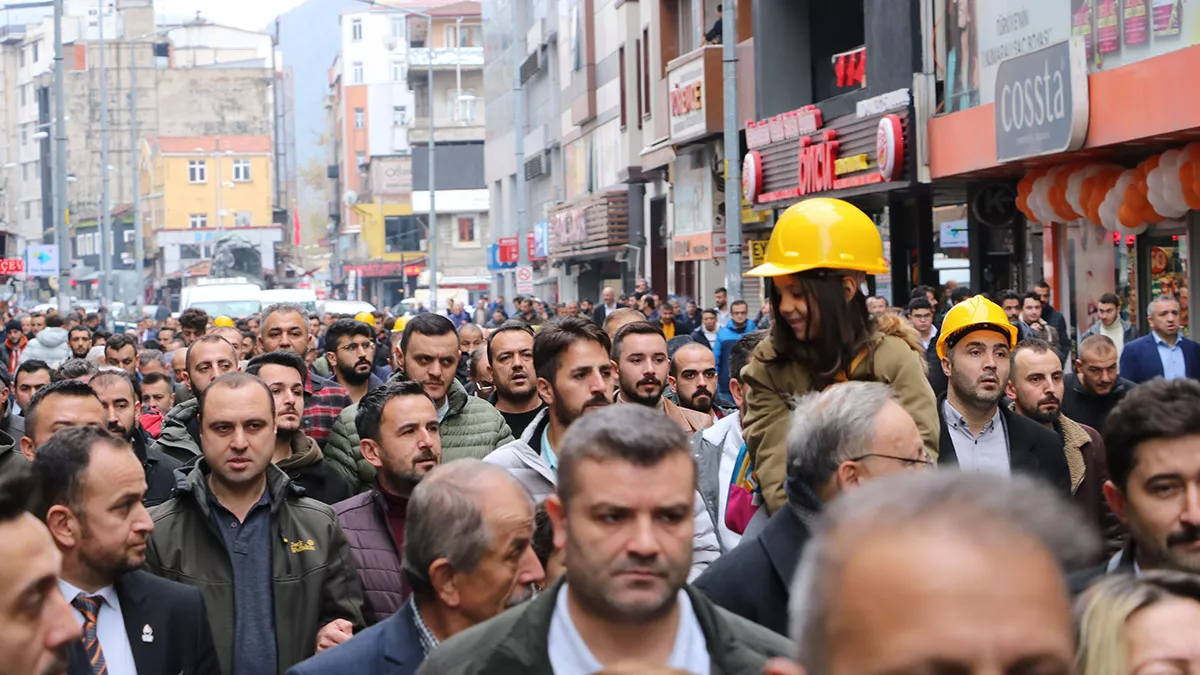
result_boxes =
[740,198,940,515]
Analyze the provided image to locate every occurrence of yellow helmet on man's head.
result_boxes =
[213,315,235,328]
[391,314,410,333]
[935,295,1019,360]
[745,198,889,278]
[354,311,376,328]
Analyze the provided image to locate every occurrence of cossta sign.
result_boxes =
[994,37,1089,163]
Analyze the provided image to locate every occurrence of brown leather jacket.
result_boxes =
[1061,414,1126,559]
[617,393,714,435]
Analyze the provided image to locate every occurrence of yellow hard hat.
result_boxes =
[391,315,410,332]
[745,198,888,277]
[935,295,1019,360]
[213,316,235,327]
[354,311,376,327]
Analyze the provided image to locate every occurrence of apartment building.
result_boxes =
[328,1,490,309]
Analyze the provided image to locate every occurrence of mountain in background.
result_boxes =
[273,0,358,244]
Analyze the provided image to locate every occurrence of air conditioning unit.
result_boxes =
[519,50,541,84]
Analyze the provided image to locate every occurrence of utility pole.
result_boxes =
[513,0,527,278]
[98,0,112,316]
[129,36,142,318]
[426,14,438,313]
[722,1,743,299]
[272,18,283,219]
[53,0,70,313]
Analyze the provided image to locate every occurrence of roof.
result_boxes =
[156,135,272,154]
[425,1,481,17]
[358,0,480,17]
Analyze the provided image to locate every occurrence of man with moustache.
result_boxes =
[1120,295,1200,383]
[614,322,711,434]
[259,303,353,448]
[487,318,720,580]
[935,297,1070,494]
[0,466,81,675]
[334,382,443,625]
[1007,339,1123,557]
[323,319,384,404]
[486,321,544,438]
[669,342,721,420]
[324,314,512,492]
[91,372,182,508]
[422,406,790,674]
[32,426,219,674]
[246,352,351,505]
[144,373,364,675]
[290,461,544,675]
[1063,334,1136,431]
[67,325,93,361]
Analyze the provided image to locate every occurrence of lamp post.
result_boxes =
[352,0,437,311]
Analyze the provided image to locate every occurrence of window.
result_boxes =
[445,24,482,48]
[642,28,651,118]
[18,46,23,67]
[354,107,365,129]
[448,88,477,123]
[392,16,405,39]
[384,215,421,252]
[455,216,477,245]
[618,45,627,129]
[351,18,362,41]
[31,41,37,62]
[232,159,251,182]
[23,202,30,219]
[123,229,134,244]
[392,60,403,82]
[352,61,364,84]
[355,152,366,170]
[188,159,207,183]
[19,124,27,146]
[19,85,25,107]
[393,105,407,126]
[189,213,207,229]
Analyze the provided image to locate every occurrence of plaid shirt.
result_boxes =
[304,372,352,446]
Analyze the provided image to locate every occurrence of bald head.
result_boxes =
[603,308,646,341]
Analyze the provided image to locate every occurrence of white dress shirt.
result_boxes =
[59,579,138,675]
[943,399,1011,477]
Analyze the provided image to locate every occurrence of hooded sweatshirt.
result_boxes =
[275,432,353,505]
[19,327,71,368]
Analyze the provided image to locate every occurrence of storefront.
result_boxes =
[547,190,631,303]
[928,0,1200,341]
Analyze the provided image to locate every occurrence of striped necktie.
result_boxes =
[71,594,108,675]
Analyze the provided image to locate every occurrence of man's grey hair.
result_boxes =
[1147,295,1180,318]
[402,459,533,597]
[468,345,488,379]
[261,302,310,330]
[786,382,897,490]
[789,472,1099,674]
[139,349,167,368]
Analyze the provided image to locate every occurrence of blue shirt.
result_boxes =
[540,426,558,475]
[208,488,277,675]
[1153,332,1187,380]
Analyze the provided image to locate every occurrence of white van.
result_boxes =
[260,288,319,315]
[180,279,262,318]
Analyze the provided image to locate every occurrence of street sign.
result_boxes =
[26,245,58,278]
[516,265,534,295]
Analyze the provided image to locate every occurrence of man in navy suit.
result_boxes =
[285,460,544,675]
[1119,296,1200,384]
[31,425,219,675]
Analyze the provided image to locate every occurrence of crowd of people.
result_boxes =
[2,196,1200,675]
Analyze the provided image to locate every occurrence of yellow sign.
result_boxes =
[65,208,70,225]
[750,240,770,267]
[835,153,870,175]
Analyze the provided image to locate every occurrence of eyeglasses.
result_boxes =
[338,341,376,354]
[847,453,934,469]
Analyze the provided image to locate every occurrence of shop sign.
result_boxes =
[533,221,549,259]
[674,232,716,262]
[498,233,539,264]
[856,88,911,118]
[994,38,1089,163]
[549,206,588,246]
[0,259,24,275]
[344,262,409,277]
[749,240,770,267]
[876,115,904,181]
[742,151,763,203]
[746,107,822,150]
[666,49,721,144]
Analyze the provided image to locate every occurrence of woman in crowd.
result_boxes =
[740,198,937,515]
[1075,571,1200,674]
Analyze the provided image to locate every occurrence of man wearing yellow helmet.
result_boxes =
[739,198,939,515]
[935,295,1070,494]
[213,315,236,328]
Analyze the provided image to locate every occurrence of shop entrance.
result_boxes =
[1138,225,1190,338]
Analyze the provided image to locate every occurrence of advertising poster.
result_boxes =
[944,0,980,111]
[1072,0,1095,60]
[1154,0,1183,36]
[1096,0,1121,53]
[1125,0,1150,45]
[975,0,1072,105]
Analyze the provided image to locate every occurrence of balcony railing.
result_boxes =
[408,47,484,68]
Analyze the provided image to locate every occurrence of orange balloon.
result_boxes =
[1050,165,1080,221]
[1182,161,1200,209]
[1017,168,1047,221]
[1085,169,1120,224]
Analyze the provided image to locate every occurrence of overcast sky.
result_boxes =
[157,0,310,31]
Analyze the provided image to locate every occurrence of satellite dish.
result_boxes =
[342,190,359,206]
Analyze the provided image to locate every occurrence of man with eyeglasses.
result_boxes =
[324,319,385,404]
[1063,334,1136,432]
[693,381,929,636]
